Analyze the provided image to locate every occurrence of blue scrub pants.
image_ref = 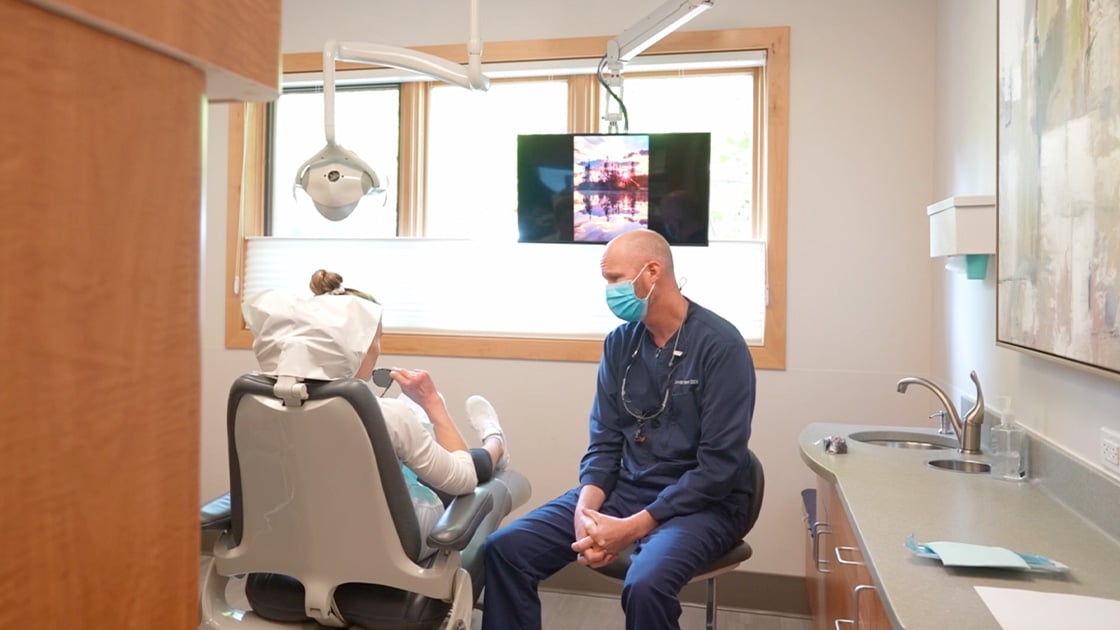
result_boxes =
[481,487,745,630]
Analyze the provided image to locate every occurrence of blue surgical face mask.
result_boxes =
[605,263,654,321]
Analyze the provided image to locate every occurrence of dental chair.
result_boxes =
[198,373,531,630]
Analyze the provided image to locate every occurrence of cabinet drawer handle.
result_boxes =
[835,545,864,566]
[813,524,832,574]
[833,584,877,630]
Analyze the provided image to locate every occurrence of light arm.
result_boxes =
[298,0,490,221]
[322,36,490,144]
[601,0,714,133]
[606,0,714,68]
[334,42,489,91]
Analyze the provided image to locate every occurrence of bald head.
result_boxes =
[604,229,675,276]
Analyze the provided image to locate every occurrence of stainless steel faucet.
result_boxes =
[896,371,985,454]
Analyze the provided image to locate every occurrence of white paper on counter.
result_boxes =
[976,586,1120,629]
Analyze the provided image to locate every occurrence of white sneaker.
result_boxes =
[466,395,508,470]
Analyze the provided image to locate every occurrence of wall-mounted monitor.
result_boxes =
[517,132,710,246]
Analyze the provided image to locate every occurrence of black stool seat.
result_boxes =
[593,539,753,582]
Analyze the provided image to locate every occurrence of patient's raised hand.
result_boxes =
[392,368,468,453]
[392,368,442,409]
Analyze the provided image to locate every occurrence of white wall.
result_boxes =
[933,1,1120,471]
[201,0,941,578]
[930,0,999,416]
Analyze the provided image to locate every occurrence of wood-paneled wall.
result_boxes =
[0,1,277,626]
[24,0,280,101]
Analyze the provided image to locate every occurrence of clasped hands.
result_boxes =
[571,508,656,569]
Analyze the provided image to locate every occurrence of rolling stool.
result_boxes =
[590,449,765,630]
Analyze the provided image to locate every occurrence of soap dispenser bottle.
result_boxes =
[991,398,1028,481]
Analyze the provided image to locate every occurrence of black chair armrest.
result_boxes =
[801,488,817,535]
[201,492,233,531]
[427,484,495,551]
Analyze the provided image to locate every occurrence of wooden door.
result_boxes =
[0,0,275,626]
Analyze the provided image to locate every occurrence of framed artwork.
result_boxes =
[997,0,1120,376]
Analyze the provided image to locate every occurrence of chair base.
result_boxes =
[588,541,752,630]
[199,557,472,630]
[199,557,321,629]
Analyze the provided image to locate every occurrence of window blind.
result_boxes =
[244,238,766,344]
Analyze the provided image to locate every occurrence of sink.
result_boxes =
[847,430,958,450]
[927,459,991,474]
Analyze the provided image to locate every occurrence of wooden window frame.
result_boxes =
[224,27,788,368]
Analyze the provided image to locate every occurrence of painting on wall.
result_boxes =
[997,0,1120,377]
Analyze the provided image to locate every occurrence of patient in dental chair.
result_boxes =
[242,269,509,559]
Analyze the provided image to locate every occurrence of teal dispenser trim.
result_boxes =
[965,254,989,280]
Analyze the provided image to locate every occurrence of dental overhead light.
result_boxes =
[294,0,491,221]
[601,0,714,133]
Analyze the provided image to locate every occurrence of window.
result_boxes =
[226,28,788,368]
[426,80,569,240]
[606,72,757,241]
[268,86,401,238]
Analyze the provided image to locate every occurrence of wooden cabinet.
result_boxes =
[802,489,826,629]
[805,478,893,630]
[2,2,276,628]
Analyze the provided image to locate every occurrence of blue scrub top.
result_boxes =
[579,299,757,524]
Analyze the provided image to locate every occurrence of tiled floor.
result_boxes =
[202,559,812,629]
[531,590,813,630]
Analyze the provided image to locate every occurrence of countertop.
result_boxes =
[799,423,1120,630]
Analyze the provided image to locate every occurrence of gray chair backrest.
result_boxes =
[214,374,459,621]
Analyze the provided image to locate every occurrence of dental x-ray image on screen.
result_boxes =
[517,132,710,246]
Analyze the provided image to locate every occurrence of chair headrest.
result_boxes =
[273,375,308,407]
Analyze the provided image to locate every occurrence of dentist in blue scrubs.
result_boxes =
[483,229,757,630]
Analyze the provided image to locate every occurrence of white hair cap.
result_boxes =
[242,289,383,381]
